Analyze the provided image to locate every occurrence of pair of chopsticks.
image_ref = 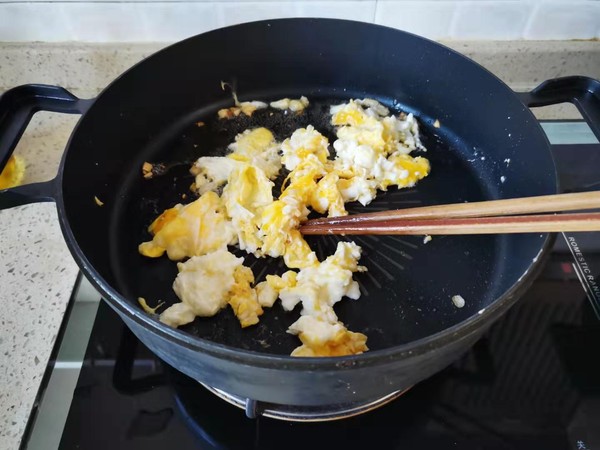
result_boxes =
[300,191,600,235]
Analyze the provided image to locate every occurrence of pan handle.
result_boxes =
[0,84,92,209]
[517,76,600,142]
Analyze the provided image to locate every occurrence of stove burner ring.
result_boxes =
[200,383,411,421]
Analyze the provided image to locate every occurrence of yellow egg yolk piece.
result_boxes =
[331,101,387,153]
[222,164,274,254]
[228,265,263,328]
[138,191,236,261]
[192,128,281,195]
[0,155,25,190]
[309,172,346,217]
[377,153,431,190]
[227,127,282,180]
[288,316,368,357]
[259,194,316,269]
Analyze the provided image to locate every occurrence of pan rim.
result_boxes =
[55,17,559,370]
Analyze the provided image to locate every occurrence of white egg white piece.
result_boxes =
[163,249,244,326]
[192,157,242,195]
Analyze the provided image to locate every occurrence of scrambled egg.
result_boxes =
[227,127,281,179]
[190,157,240,195]
[259,193,317,268]
[138,191,235,260]
[162,249,243,326]
[288,316,368,357]
[139,98,431,357]
[160,249,263,328]
[266,242,367,356]
[279,127,348,219]
[280,125,329,171]
[270,96,309,112]
[268,242,363,320]
[218,100,267,119]
[192,127,280,195]
[331,100,430,195]
[222,164,274,254]
[256,126,346,266]
[228,265,263,328]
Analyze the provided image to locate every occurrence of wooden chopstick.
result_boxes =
[303,191,600,227]
[300,212,600,235]
[299,191,600,236]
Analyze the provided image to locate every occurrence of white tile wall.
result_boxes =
[525,1,600,39]
[0,0,598,42]
[451,1,533,40]
[65,3,149,42]
[375,1,457,39]
[218,1,297,26]
[141,2,221,41]
[0,3,68,42]
[295,1,376,22]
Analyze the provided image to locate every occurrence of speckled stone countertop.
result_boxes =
[0,204,79,448]
[0,39,598,449]
[0,112,80,449]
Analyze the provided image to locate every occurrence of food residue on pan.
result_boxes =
[217,80,268,118]
[451,295,465,308]
[138,297,165,314]
[94,196,104,207]
[142,161,168,180]
[217,82,310,118]
[423,235,432,244]
[270,96,309,112]
[138,96,431,357]
[433,119,441,128]
[218,101,267,119]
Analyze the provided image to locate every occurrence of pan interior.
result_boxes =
[107,93,510,356]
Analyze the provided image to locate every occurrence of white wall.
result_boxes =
[0,0,599,42]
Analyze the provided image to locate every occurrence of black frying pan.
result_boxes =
[1,19,599,407]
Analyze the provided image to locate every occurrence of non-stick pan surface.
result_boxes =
[109,95,518,356]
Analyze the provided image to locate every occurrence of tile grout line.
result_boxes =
[447,1,460,39]
[522,2,539,40]
[372,0,377,24]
